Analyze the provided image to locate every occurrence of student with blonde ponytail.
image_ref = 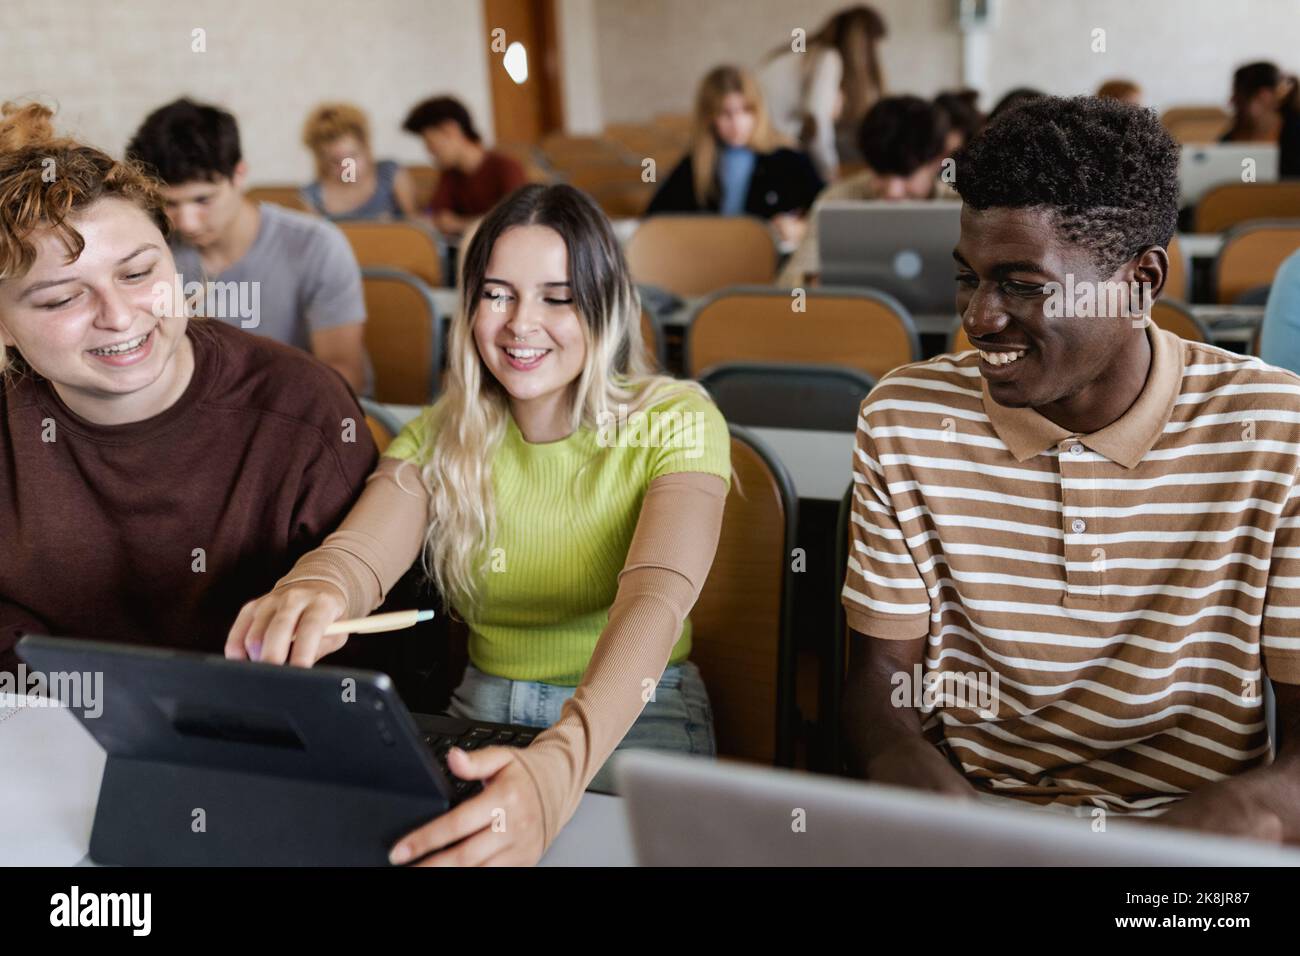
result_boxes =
[228,183,731,866]
[647,65,823,244]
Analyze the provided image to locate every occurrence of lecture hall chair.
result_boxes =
[689,425,799,766]
[339,220,445,288]
[626,217,778,298]
[1214,221,1300,304]
[697,362,875,432]
[640,308,664,371]
[403,165,440,213]
[1166,234,1189,303]
[245,185,312,213]
[824,480,857,772]
[652,113,693,140]
[1160,105,1231,144]
[687,286,920,382]
[539,133,632,172]
[1194,182,1300,234]
[360,267,443,404]
[601,123,686,169]
[585,182,656,218]
[1150,299,1212,342]
[359,398,403,454]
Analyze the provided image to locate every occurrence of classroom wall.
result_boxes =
[591,0,961,122]
[556,0,605,134]
[983,0,1300,110]
[6,0,1300,178]
[588,0,1300,122]
[0,0,494,183]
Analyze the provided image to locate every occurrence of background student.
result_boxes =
[933,88,985,156]
[757,4,888,181]
[226,184,732,866]
[401,95,527,238]
[0,102,375,673]
[301,102,419,221]
[1095,78,1143,105]
[1221,60,1292,143]
[777,94,956,287]
[647,64,824,247]
[127,98,372,394]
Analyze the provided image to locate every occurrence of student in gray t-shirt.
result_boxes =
[127,98,371,395]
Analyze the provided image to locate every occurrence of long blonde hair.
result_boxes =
[690,65,786,208]
[414,183,706,613]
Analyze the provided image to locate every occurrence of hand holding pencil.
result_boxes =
[226,576,437,667]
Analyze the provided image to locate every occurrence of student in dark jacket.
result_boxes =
[646,65,824,246]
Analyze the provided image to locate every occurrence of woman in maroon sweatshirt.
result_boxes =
[0,102,375,672]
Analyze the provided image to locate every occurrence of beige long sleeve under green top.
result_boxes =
[273,455,727,853]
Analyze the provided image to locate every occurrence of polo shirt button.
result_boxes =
[1070,443,1085,456]
[1071,518,1087,534]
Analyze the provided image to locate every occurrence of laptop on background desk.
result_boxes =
[617,750,1300,866]
[17,635,544,866]
[1179,143,1279,206]
[817,200,962,322]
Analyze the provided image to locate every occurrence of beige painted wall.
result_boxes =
[592,0,961,122]
[1,0,494,183]
[984,0,1300,110]
[588,0,1300,122]
[5,0,1300,178]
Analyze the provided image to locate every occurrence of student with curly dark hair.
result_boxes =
[841,95,1300,845]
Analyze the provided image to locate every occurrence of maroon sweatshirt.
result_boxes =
[0,320,376,671]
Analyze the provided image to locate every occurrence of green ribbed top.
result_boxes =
[385,388,731,684]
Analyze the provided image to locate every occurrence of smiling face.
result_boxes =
[713,92,757,148]
[953,205,1156,418]
[472,224,586,423]
[158,167,246,249]
[0,196,192,422]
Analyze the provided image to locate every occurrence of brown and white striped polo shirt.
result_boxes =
[842,323,1300,813]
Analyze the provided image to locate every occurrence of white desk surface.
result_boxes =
[748,427,855,501]
[0,695,634,867]
[1176,232,1226,259]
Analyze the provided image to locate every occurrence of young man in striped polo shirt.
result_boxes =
[842,95,1300,843]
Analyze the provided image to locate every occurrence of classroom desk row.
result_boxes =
[0,694,636,867]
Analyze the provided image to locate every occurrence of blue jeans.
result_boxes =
[446,661,716,793]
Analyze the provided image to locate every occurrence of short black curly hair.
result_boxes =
[953,95,1179,275]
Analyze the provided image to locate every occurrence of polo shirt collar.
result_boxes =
[981,322,1185,469]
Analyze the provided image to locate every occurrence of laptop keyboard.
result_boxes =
[421,723,539,803]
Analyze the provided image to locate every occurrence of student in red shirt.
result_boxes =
[402,96,527,237]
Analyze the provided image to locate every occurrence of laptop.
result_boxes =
[17,635,542,866]
[616,750,1300,866]
[817,199,962,315]
[1179,143,1279,206]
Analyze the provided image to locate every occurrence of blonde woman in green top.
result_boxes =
[226,184,732,865]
